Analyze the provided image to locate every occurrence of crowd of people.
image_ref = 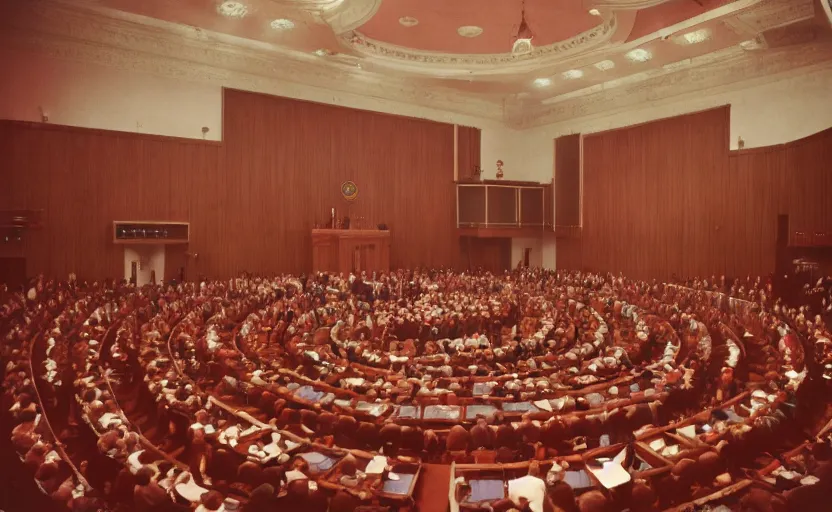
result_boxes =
[2,268,832,512]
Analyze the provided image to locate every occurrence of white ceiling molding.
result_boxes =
[587,0,673,9]
[516,41,832,127]
[733,0,816,32]
[0,1,505,124]
[626,0,765,47]
[340,16,618,77]
[2,0,829,131]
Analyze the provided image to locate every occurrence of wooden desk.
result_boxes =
[312,229,390,274]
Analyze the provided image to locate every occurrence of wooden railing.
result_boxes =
[456,181,551,229]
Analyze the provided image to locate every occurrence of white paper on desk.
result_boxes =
[676,425,697,438]
[285,469,308,483]
[176,479,209,503]
[662,445,680,457]
[587,448,630,489]
[508,475,546,512]
[587,456,631,489]
[99,412,121,428]
[648,438,666,452]
[128,450,145,474]
[534,400,553,412]
[263,442,282,457]
[204,424,216,435]
[240,425,260,438]
[365,455,388,474]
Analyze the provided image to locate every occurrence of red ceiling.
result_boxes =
[357,0,600,54]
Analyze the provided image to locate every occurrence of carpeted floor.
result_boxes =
[413,463,451,512]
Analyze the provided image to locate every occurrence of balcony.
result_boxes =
[456,180,552,238]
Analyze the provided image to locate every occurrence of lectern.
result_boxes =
[312,229,390,274]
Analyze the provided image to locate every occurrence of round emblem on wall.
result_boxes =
[341,181,358,201]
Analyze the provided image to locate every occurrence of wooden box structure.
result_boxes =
[312,229,390,274]
[113,221,190,244]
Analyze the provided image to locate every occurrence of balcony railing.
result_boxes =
[456,181,551,229]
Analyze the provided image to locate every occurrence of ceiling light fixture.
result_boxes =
[270,19,295,31]
[739,38,764,50]
[457,26,484,38]
[626,48,652,62]
[589,8,601,16]
[533,78,552,87]
[398,16,419,27]
[218,1,248,19]
[680,28,712,45]
[314,49,332,57]
[513,0,535,55]
[562,69,584,79]
[594,60,615,71]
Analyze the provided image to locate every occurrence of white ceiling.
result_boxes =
[2,0,831,128]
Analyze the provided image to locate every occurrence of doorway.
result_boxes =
[124,245,164,286]
[523,248,532,268]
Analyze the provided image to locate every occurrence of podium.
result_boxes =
[312,229,390,274]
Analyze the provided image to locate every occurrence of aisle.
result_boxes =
[413,463,452,512]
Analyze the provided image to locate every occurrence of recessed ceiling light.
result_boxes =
[562,69,584,80]
[270,19,295,31]
[314,49,332,57]
[589,8,601,16]
[739,39,764,50]
[533,78,552,87]
[679,28,712,45]
[457,26,484,38]
[399,16,419,27]
[594,60,615,71]
[626,48,652,62]
[218,1,247,19]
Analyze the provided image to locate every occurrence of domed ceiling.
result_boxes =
[6,0,830,127]
[356,0,601,54]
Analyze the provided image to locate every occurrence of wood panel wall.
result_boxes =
[560,106,832,280]
[460,238,512,273]
[0,125,221,279]
[555,134,581,228]
[0,88,460,280]
[457,126,482,182]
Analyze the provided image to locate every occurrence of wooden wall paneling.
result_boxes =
[219,89,457,277]
[785,129,832,237]
[520,188,544,226]
[542,181,554,229]
[579,105,832,281]
[0,88,458,280]
[4,93,829,282]
[460,237,511,273]
[457,126,481,181]
[581,107,732,280]
[554,134,581,227]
